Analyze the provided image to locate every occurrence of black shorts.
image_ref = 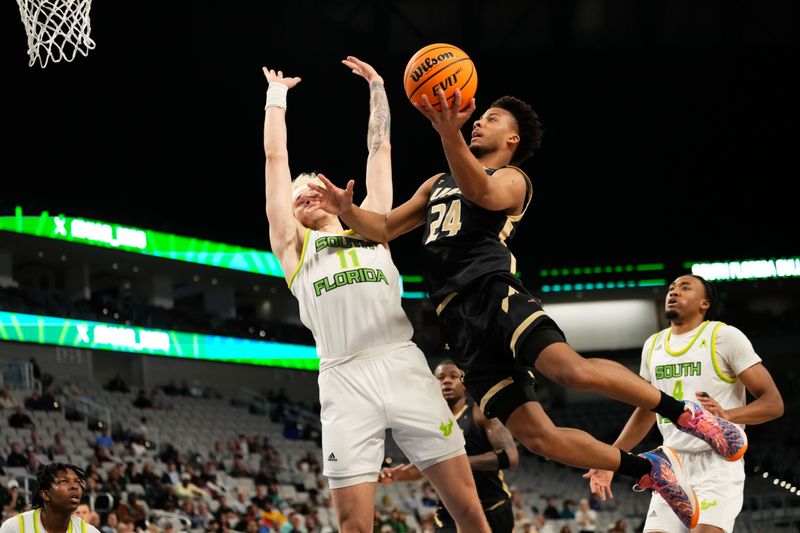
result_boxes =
[438,274,566,422]
[435,498,514,533]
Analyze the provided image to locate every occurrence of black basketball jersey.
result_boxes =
[437,399,511,527]
[421,166,533,309]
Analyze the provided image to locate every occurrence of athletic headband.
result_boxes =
[291,180,326,202]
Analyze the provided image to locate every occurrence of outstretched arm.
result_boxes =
[583,407,656,501]
[308,173,435,244]
[342,56,393,215]
[416,89,527,213]
[262,67,304,283]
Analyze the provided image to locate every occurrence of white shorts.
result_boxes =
[644,450,745,533]
[318,343,466,488]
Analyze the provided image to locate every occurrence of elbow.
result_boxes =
[772,397,785,420]
[264,147,288,162]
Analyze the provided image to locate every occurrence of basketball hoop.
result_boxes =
[15,0,96,68]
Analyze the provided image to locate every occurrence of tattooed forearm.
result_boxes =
[367,80,390,160]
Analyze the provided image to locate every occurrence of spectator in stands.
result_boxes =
[607,518,627,533]
[194,501,214,530]
[39,384,60,411]
[23,390,42,411]
[0,387,16,410]
[280,511,307,533]
[105,464,127,499]
[47,432,68,460]
[230,454,253,478]
[95,427,114,450]
[94,443,114,463]
[230,488,251,515]
[29,358,41,382]
[173,473,207,503]
[1,479,27,516]
[100,511,119,533]
[251,484,269,509]
[74,502,93,522]
[559,499,575,520]
[105,374,130,393]
[542,496,560,520]
[132,389,152,409]
[161,461,181,486]
[575,498,597,533]
[26,429,47,456]
[8,405,34,429]
[6,442,28,467]
[26,449,42,474]
[116,492,148,530]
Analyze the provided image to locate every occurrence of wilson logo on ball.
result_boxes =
[404,43,477,111]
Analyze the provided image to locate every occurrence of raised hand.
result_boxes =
[342,56,383,85]
[414,87,476,138]
[262,67,302,89]
[306,173,355,216]
[582,468,614,502]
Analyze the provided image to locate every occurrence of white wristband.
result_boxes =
[266,83,288,110]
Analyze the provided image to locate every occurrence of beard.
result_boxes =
[665,309,679,320]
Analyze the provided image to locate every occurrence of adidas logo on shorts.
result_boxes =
[649,510,657,518]
[327,453,337,462]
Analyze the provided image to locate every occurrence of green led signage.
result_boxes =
[1,207,429,299]
[0,311,319,370]
[686,258,800,281]
[0,206,284,277]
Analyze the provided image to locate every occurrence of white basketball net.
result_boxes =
[15,0,95,68]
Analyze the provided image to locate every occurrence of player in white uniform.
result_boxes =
[585,274,784,532]
[263,58,490,532]
[0,463,101,533]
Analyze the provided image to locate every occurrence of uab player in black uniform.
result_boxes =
[379,360,519,532]
[309,87,748,529]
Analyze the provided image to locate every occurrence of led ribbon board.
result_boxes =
[0,311,319,370]
[0,206,284,277]
[1,206,427,298]
[686,258,800,281]
[538,263,667,293]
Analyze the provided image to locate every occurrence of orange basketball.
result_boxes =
[404,43,477,111]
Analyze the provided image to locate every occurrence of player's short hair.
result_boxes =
[689,274,720,320]
[490,96,544,166]
[435,359,463,375]
[291,172,327,202]
[32,462,86,508]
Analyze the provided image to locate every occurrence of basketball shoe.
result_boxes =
[674,400,748,461]
[634,446,699,529]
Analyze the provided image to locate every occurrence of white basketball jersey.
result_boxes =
[641,321,762,452]
[288,229,414,368]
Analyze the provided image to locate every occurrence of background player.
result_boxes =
[585,274,784,532]
[379,360,519,532]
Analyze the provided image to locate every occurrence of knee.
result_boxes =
[337,518,372,533]
[448,496,487,526]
